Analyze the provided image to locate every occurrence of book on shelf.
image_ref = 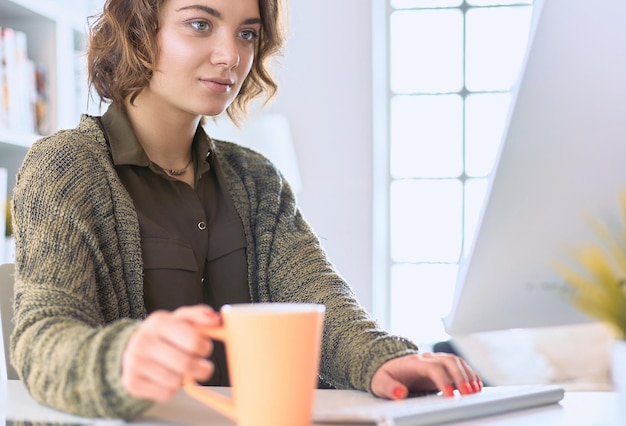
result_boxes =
[0,167,12,265]
[0,27,10,131]
[0,26,49,136]
[35,61,50,135]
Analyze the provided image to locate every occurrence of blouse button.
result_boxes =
[197,221,207,231]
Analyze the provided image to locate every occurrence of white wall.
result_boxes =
[265,1,375,311]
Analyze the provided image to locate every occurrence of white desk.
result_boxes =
[3,380,624,425]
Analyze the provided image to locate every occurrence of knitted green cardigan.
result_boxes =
[10,115,418,419]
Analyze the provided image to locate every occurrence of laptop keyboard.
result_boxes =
[314,385,565,426]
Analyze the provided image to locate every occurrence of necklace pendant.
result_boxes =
[164,156,193,176]
[168,168,185,176]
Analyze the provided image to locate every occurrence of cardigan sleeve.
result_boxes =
[267,190,419,391]
[220,142,420,392]
[10,132,152,419]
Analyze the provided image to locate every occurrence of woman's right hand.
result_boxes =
[121,305,220,402]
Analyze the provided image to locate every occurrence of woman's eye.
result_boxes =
[239,30,258,41]
[190,21,210,32]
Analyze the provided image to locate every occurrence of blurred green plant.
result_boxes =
[554,196,626,340]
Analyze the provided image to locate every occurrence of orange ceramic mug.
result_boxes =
[183,303,326,426]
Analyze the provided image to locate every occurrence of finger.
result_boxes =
[123,335,215,399]
[144,311,214,358]
[424,353,481,395]
[160,324,213,359]
[123,313,215,387]
[405,353,456,397]
[371,355,438,399]
[188,357,215,383]
[440,354,482,394]
[453,356,483,392]
[172,304,222,327]
[373,374,409,400]
[144,328,212,377]
[137,353,214,385]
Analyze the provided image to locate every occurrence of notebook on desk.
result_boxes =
[314,385,565,426]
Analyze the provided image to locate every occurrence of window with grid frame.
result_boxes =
[378,0,534,347]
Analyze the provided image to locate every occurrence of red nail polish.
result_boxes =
[443,384,455,397]
[392,386,406,400]
[461,382,473,395]
[206,310,220,319]
[471,380,481,392]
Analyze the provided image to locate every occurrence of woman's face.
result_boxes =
[145,0,261,118]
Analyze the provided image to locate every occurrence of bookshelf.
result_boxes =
[0,0,92,262]
[0,0,92,189]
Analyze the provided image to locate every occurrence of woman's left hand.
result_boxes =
[370,352,483,399]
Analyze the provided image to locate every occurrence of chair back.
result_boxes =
[0,263,17,381]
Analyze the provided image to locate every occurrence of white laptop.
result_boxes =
[443,0,626,334]
[315,0,626,423]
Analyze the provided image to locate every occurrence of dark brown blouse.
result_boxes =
[100,105,250,385]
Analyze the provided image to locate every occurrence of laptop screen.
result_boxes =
[444,0,626,335]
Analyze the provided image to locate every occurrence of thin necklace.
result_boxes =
[165,157,193,176]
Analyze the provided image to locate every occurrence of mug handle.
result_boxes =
[182,326,237,421]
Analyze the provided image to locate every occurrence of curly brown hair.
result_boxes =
[87,0,286,123]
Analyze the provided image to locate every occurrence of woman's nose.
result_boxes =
[210,35,240,69]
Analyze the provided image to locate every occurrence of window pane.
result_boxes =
[391,0,462,8]
[391,95,463,178]
[390,263,458,345]
[463,178,489,256]
[465,6,533,91]
[465,93,511,177]
[390,179,462,262]
[390,9,463,94]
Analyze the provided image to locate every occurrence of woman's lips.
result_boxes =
[201,78,233,93]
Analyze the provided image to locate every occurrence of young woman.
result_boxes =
[10,0,482,419]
